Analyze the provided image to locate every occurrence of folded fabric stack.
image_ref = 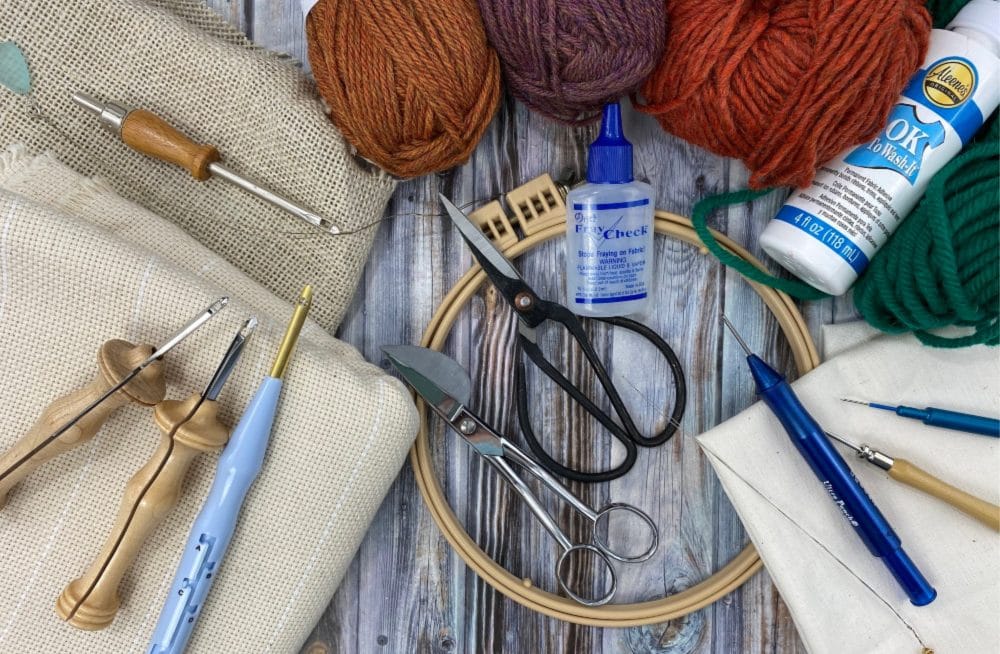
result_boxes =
[697,324,999,653]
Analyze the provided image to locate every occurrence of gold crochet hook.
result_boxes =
[70,92,340,235]
[826,432,1000,532]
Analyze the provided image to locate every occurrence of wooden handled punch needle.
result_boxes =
[70,92,340,235]
[58,317,257,630]
[0,298,228,507]
[826,431,1000,532]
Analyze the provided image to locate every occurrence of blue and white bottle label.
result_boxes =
[778,33,998,273]
[570,198,651,305]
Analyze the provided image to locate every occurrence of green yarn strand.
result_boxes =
[690,189,830,301]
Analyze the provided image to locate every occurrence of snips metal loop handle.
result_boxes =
[592,503,659,563]
[556,545,617,607]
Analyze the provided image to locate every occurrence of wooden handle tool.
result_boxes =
[887,458,1000,531]
[0,340,166,507]
[0,298,226,508]
[56,317,255,630]
[70,92,340,234]
[56,394,229,630]
[827,432,1000,532]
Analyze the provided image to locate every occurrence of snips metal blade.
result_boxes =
[382,345,504,457]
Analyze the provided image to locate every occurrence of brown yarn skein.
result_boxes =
[306,0,502,179]
[638,0,932,189]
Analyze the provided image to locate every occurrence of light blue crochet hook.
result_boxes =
[147,286,312,654]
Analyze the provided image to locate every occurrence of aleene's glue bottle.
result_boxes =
[760,0,1000,296]
[566,102,654,317]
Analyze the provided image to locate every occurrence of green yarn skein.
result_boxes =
[691,0,998,347]
[853,117,998,347]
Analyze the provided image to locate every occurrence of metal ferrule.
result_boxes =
[71,92,129,135]
[858,445,894,471]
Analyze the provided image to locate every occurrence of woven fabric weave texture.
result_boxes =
[0,147,418,653]
[0,0,397,329]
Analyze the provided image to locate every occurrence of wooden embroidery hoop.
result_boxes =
[411,175,819,626]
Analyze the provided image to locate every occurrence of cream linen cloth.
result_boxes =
[0,0,397,328]
[0,148,418,653]
[697,324,1000,654]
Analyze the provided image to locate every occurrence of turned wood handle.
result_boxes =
[57,395,229,630]
[889,459,1000,532]
[0,340,165,507]
[121,109,220,181]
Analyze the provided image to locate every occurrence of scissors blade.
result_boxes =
[439,194,523,284]
[382,345,504,457]
[382,345,471,406]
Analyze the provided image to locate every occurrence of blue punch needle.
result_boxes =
[841,398,1000,438]
[722,317,936,606]
[148,286,313,654]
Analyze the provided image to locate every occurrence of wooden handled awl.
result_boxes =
[70,91,340,235]
[827,432,1000,532]
[0,340,165,508]
[57,318,255,630]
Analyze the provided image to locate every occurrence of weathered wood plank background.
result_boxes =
[207,1,860,651]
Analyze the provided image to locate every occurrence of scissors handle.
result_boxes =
[484,453,618,605]
[501,438,659,563]
[516,308,686,482]
[486,454,574,551]
[595,316,687,447]
[592,503,659,562]
[556,544,617,606]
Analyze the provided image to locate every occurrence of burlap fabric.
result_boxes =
[0,147,418,653]
[0,0,397,329]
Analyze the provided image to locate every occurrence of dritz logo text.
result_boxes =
[574,223,649,239]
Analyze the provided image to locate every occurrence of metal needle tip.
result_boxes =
[721,315,753,355]
[842,398,898,412]
[241,316,259,336]
[71,92,102,115]
[211,296,230,312]
[824,431,861,453]
[204,317,258,401]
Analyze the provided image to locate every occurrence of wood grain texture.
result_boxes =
[206,2,859,651]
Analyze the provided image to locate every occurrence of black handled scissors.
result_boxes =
[441,194,686,483]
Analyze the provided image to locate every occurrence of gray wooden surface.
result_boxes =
[208,2,859,652]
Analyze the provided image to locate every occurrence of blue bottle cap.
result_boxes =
[587,102,633,184]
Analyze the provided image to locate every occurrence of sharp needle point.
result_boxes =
[721,315,753,355]
[841,398,869,406]
[825,431,862,453]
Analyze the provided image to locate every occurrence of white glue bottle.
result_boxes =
[759,0,1000,296]
[566,102,654,317]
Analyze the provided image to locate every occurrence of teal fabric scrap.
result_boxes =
[0,41,30,95]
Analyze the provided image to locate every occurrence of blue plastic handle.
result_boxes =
[746,355,936,607]
[148,377,283,654]
[896,405,1000,437]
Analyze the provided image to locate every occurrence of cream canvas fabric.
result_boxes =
[0,148,418,652]
[0,0,397,329]
[697,325,1000,654]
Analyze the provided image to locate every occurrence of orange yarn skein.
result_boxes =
[638,0,932,189]
[306,0,501,179]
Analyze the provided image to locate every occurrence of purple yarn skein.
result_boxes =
[476,0,667,124]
